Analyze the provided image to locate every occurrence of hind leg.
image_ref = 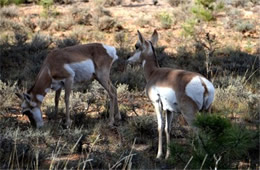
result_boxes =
[165,110,176,159]
[179,96,199,133]
[95,70,120,126]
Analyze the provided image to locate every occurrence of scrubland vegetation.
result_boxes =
[0,0,259,169]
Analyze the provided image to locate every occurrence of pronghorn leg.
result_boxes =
[95,73,120,126]
[165,110,175,159]
[54,88,62,118]
[180,97,199,133]
[64,78,73,128]
[153,101,163,159]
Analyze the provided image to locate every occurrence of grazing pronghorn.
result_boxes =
[127,30,215,159]
[16,43,121,128]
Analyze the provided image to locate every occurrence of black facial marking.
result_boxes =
[23,110,36,127]
[148,41,159,67]
[135,44,139,50]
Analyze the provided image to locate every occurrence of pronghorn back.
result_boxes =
[146,68,214,113]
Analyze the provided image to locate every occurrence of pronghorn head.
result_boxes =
[127,30,158,65]
[15,92,44,128]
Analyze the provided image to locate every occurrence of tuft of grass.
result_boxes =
[70,6,92,25]
[0,81,17,110]
[168,0,181,7]
[97,16,116,32]
[37,17,52,30]
[53,16,75,31]
[136,16,151,28]
[23,15,37,32]
[213,76,260,122]
[55,36,80,48]
[0,5,18,18]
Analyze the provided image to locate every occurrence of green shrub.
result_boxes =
[0,0,25,6]
[235,20,255,33]
[156,11,173,29]
[40,0,53,10]
[191,0,224,22]
[169,114,258,169]
[192,4,213,21]
[181,19,197,37]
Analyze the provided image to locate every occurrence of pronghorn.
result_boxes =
[16,43,121,128]
[127,30,215,159]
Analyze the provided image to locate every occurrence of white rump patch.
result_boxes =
[102,44,119,63]
[36,94,44,102]
[64,59,95,83]
[201,77,215,109]
[31,107,43,128]
[128,51,141,63]
[149,86,179,112]
[185,76,204,110]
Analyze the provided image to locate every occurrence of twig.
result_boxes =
[70,135,83,153]
[200,154,208,170]
[184,156,193,170]
[213,154,222,170]
[110,138,137,170]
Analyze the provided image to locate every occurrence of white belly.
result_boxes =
[64,59,95,83]
[148,86,179,112]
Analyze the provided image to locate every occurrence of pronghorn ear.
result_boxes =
[15,93,24,100]
[151,29,158,46]
[137,30,145,45]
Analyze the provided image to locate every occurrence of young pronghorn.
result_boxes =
[127,30,215,159]
[16,43,121,128]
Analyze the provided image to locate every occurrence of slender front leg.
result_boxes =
[64,78,73,128]
[153,101,163,159]
[54,88,62,118]
[165,110,174,159]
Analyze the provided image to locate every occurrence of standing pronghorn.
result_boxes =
[127,30,215,159]
[16,43,121,128]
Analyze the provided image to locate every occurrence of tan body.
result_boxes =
[17,43,121,128]
[128,30,215,159]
